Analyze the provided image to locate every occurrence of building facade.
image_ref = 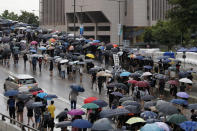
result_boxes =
[39,0,172,45]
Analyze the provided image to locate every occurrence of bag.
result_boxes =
[43,112,51,121]
[136,90,141,99]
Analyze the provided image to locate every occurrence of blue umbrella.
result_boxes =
[70,84,85,92]
[144,65,152,70]
[120,72,131,77]
[177,48,188,52]
[30,49,37,53]
[140,111,158,120]
[180,121,197,131]
[4,90,19,96]
[179,71,188,78]
[162,59,171,63]
[170,99,188,106]
[92,100,108,108]
[188,47,197,52]
[93,40,100,43]
[38,47,46,51]
[44,94,58,100]
[135,56,144,60]
[111,92,123,97]
[71,119,92,128]
[37,92,48,99]
[130,73,141,77]
[141,123,163,131]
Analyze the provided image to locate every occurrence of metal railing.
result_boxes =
[0,112,39,131]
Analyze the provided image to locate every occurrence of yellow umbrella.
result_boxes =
[96,71,112,77]
[169,58,176,65]
[126,117,146,125]
[86,54,95,59]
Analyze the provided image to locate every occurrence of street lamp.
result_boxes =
[73,0,76,40]
[108,0,126,46]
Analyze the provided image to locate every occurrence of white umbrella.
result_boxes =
[55,58,62,63]
[60,59,69,64]
[179,78,193,84]
[142,72,152,77]
[19,86,30,93]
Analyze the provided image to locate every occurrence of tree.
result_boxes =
[1,10,18,21]
[143,27,154,44]
[18,11,39,26]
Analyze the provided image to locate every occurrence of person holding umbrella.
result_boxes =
[69,90,78,109]
[7,96,16,124]
[49,60,53,76]
[23,53,28,67]
[38,57,42,72]
[27,106,34,127]
[16,99,25,124]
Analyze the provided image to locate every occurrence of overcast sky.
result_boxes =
[0,0,39,16]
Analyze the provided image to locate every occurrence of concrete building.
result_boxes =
[39,0,172,45]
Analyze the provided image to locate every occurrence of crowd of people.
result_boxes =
[1,26,197,131]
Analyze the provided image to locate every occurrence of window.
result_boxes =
[97,26,110,31]
[84,27,95,31]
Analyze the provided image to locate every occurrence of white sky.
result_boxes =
[0,0,39,16]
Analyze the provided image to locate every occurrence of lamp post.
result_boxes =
[73,0,76,40]
[108,0,125,46]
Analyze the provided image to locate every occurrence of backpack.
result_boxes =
[136,90,141,99]
[43,112,51,121]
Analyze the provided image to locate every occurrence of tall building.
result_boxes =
[39,0,172,45]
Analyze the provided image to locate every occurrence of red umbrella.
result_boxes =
[135,81,149,88]
[128,80,138,84]
[31,41,38,45]
[84,97,97,104]
[168,80,179,86]
[32,90,44,95]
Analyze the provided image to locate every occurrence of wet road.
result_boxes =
[0,58,108,130]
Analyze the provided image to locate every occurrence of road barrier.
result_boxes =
[0,112,38,131]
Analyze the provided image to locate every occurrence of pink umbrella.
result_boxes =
[68,109,85,116]
[31,41,38,45]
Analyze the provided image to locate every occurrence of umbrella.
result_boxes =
[31,41,38,45]
[99,109,114,118]
[1,37,10,43]
[170,99,188,105]
[144,101,157,109]
[112,108,130,116]
[157,56,170,60]
[60,59,69,64]
[49,38,56,43]
[168,66,176,71]
[188,47,197,52]
[92,100,108,108]
[84,97,98,104]
[38,46,47,51]
[128,80,138,84]
[125,105,140,114]
[155,122,170,131]
[91,118,114,131]
[140,111,158,120]
[114,83,128,90]
[146,119,161,123]
[167,114,187,125]
[56,121,71,128]
[71,119,92,128]
[31,90,44,95]
[177,47,188,52]
[121,100,141,108]
[162,59,171,63]
[168,80,179,86]
[29,87,42,92]
[82,103,99,109]
[84,59,94,63]
[176,92,189,99]
[180,121,197,131]
[68,109,85,116]
[111,92,123,97]
[141,123,163,131]
[135,56,144,60]
[30,102,43,108]
[56,111,68,119]
[37,92,48,99]
[44,94,58,100]
[119,96,133,103]
[179,78,193,84]
[188,104,197,110]
[156,100,178,115]
[86,54,95,59]
[70,85,85,92]
[136,81,149,88]
[4,90,19,96]
[142,72,152,77]
[120,72,131,77]
[126,117,145,125]
[130,73,141,78]
[17,93,30,101]
[96,71,112,77]
[30,49,37,53]
[141,94,155,101]
[144,65,152,70]
[26,99,35,108]
[16,34,24,38]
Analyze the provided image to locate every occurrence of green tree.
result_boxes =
[1,10,18,21]
[18,11,39,26]
[143,27,154,44]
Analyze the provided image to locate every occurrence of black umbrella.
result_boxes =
[16,34,24,38]
[56,121,71,128]
[112,108,130,116]
[42,34,52,39]
[187,104,197,110]
[114,83,128,90]
[29,87,42,92]
[119,96,133,103]
[17,93,31,101]
[141,95,155,101]
[100,109,114,118]
[91,118,114,131]
[56,111,68,119]
[111,48,119,53]
[1,37,10,43]
[26,99,35,108]
[106,44,113,50]
[156,100,178,115]
[130,73,141,78]
[125,105,141,114]
[144,101,157,109]
[121,100,141,108]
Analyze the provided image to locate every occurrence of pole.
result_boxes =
[74,0,76,40]
[118,1,121,46]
